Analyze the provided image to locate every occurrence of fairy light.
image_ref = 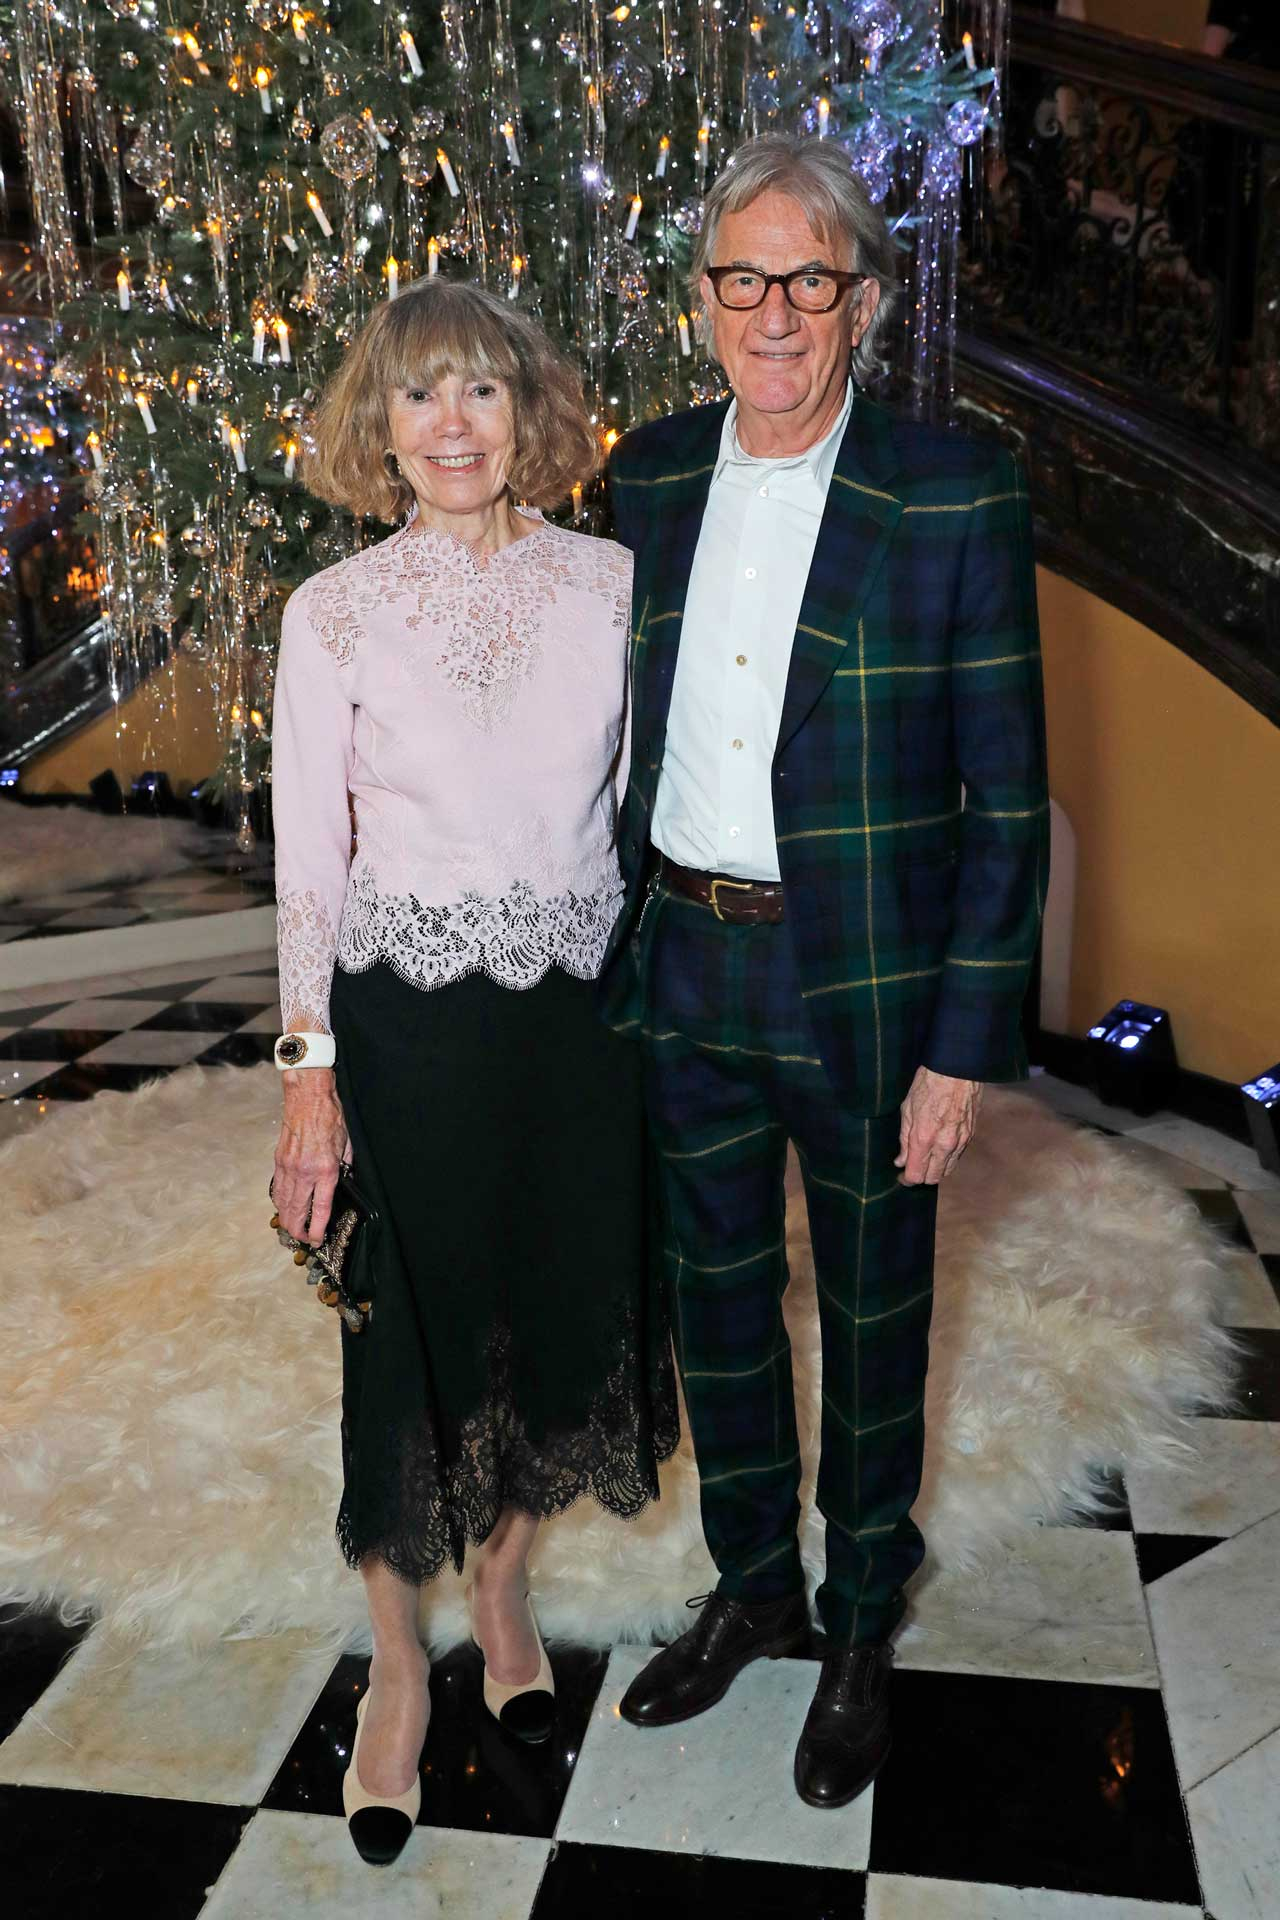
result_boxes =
[437,149,460,196]
[306,189,333,237]
[603,428,619,451]
[400,29,424,75]
[625,194,642,240]
[291,10,308,40]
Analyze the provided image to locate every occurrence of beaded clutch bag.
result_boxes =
[268,1164,379,1334]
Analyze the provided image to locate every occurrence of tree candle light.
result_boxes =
[386,255,399,299]
[501,122,521,167]
[87,430,104,470]
[428,236,440,275]
[284,439,298,479]
[677,311,692,356]
[400,29,424,75]
[228,425,248,472]
[818,97,830,137]
[306,190,333,237]
[274,318,291,363]
[625,194,642,240]
[256,67,273,112]
[116,269,131,311]
[252,315,267,363]
[437,149,460,196]
[656,134,670,177]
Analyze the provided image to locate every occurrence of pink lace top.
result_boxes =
[271,506,633,1035]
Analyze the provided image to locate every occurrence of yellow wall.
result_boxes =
[1084,0,1206,49]
[1037,566,1279,1085]
[21,652,230,798]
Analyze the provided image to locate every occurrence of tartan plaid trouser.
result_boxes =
[639,879,939,1648]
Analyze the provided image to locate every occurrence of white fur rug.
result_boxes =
[0,805,212,903]
[0,1065,1238,1662]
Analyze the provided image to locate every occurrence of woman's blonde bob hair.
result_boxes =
[303,278,601,523]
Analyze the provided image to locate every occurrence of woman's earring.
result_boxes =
[383,445,400,473]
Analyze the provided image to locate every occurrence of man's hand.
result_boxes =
[895,1067,983,1187]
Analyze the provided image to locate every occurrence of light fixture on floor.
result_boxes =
[1241,1066,1280,1177]
[130,769,176,814]
[1087,1000,1177,1116]
[0,767,19,791]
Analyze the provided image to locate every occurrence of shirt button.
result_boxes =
[758,485,769,497]
[744,567,757,580]
[731,738,743,750]
[728,826,741,838]
[736,653,747,666]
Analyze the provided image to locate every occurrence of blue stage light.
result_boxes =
[1242,1065,1280,1177]
[1087,1000,1177,1116]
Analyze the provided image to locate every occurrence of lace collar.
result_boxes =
[391,500,553,572]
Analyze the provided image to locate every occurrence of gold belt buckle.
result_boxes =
[708,876,753,922]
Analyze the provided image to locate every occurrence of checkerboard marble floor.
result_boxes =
[0,835,275,946]
[1,951,1277,1918]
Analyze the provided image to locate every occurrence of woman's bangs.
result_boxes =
[375,290,521,393]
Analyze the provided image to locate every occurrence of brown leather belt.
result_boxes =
[661,856,785,924]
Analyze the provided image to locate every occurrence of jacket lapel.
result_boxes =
[634,401,728,750]
[774,390,904,757]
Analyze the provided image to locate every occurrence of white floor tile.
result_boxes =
[80,1029,217,1066]
[866,1876,1201,1918]
[1146,1514,1280,1789]
[28,997,171,1032]
[1185,1723,1280,1920]
[1237,1190,1280,1255]
[0,1059,66,1099]
[897,1529,1156,1688]
[1215,1252,1280,1329]
[237,1004,284,1033]
[180,975,282,1004]
[0,1626,337,1804]
[556,1646,872,1869]
[1016,1075,1163,1136]
[1126,1420,1280,1538]
[0,970,152,1011]
[1126,1120,1280,1193]
[201,1814,550,1919]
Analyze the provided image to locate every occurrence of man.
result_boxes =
[601,133,1049,1808]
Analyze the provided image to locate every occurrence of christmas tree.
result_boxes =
[1,0,1001,835]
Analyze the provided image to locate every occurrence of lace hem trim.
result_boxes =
[335,1328,681,1586]
[335,871,624,993]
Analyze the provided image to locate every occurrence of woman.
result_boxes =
[270,278,679,1867]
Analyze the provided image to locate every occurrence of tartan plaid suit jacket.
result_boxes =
[599,387,1050,1119]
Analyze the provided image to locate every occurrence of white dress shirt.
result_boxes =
[651,379,854,882]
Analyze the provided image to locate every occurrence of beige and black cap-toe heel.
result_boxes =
[342,1686,422,1865]
[466,1584,557,1745]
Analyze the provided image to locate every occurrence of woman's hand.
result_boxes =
[273,1067,350,1245]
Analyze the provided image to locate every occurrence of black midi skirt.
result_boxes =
[329,958,680,1586]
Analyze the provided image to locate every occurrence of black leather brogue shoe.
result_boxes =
[619,1590,810,1729]
[793,1641,893,1809]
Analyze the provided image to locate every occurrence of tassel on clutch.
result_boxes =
[269,1164,379,1334]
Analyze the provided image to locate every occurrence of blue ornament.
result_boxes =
[946,97,987,147]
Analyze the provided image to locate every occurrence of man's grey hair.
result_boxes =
[689,133,901,386]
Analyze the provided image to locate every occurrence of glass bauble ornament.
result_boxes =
[604,49,652,118]
[103,0,141,18]
[121,49,139,70]
[749,71,781,118]
[319,115,377,186]
[51,356,83,392]
[243,495,275,528]
[214,119,236,151]
[291,106,315,141]
[946,98,987,147]
[400,141,437,187]
[125,129,173,196]
[851,0,901,54]
[236,820,257,854]
[924,140,962,196]
[556,28,580,61]
[672,197,703,237]
[411,107,444,140]
[181,520,216,558]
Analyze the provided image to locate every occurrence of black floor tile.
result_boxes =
[0,1784,251,1920]
[0,1028,116,1062]
[530,1843,865,1919]
[262,1643,610,1840]
[1224,1327,1280,1419]
[867,1669,1201,1905]
[1260,1254,1280,1307]
[132,1000,262,1033]
[12,1061,178,1102]
[196,1033,278,1067]
[0,1003,81,1030]
[1078,1465,1133,1531]
[0,1602,96,1745]
[1188,1189,1251,1246]
[1134,1533,1226,1585]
